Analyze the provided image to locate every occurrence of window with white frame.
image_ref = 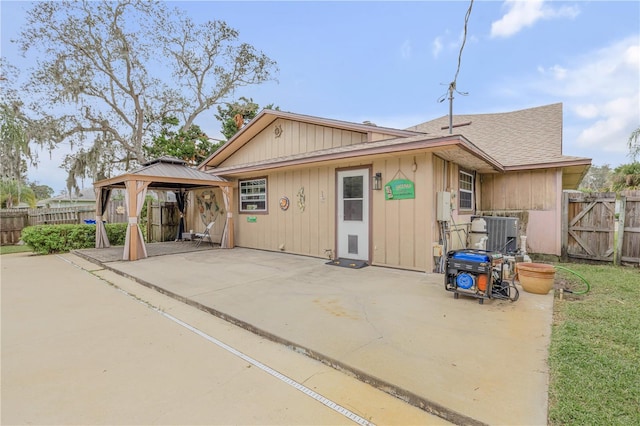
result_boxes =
[459,170,474,211]
[239,178,267,212]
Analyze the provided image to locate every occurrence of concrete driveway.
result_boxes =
[2,252,445,425]
[75,246,554,425]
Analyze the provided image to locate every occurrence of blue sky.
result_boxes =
[2,0,639,194]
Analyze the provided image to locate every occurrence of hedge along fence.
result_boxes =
[21,223,130,255]
[0,202,127,245]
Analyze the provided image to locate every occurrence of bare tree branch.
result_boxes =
[12,0,277,190]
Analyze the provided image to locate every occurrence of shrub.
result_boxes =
[21,223,130,254]
[105,223,129,245]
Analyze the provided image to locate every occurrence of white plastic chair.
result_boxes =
[194,221,214,248]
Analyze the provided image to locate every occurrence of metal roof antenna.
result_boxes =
[438,0,473,134]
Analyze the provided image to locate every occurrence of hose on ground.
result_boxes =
[554,265,591,295]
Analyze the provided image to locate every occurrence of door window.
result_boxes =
[343,176,363,221]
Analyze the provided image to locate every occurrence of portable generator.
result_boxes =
[444,249,518,304]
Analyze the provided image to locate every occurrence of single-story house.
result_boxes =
[39,187,97,208]
[191,102,590,272]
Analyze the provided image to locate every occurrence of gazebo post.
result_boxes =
[127,180,140,261]
[94,191,101,244]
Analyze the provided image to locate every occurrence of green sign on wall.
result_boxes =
[384,178,415,200]
[247,216,257,223]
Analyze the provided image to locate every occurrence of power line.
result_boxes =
[453,0,474,90]
[438,0,474,134]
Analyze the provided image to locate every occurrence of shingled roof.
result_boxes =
[407,103,591,169]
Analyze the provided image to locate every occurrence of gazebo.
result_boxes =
[93,156,234,261]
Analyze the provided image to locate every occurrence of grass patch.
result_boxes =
[0,245,34,255]
[548,263,640,425]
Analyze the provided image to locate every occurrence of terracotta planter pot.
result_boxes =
[516,263,556,294]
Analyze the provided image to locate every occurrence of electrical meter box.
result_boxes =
[437,192,451,221]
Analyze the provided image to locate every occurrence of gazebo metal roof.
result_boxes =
[94,156,231,190]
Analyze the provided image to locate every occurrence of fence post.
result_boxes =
[615,195,626,266]
[561,191,569,262]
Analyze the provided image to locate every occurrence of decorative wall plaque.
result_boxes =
[297,187,306,212]
[279,196,290,211]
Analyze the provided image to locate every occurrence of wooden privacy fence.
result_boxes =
[146,201,179,243]
[562,191,640,266]
[0,201,127,245]
[618,191,640,265]
[0,210,29,245]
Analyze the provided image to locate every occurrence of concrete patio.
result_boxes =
[74,245,554,425]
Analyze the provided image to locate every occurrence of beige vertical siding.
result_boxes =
[219,119,368,168]
[432,156,471,256]
[480,169,557,210]
[371,153,434,271]
[478,169,562,255]
[219,156,565,267]
[223,153,440,271]
[233,166,336,258]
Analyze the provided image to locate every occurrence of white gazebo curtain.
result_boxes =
[123,180,150,260]
[95,187,112,248]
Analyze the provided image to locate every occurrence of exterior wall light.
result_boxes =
[373,172,383,190]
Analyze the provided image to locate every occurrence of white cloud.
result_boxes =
[530,36,640,161]
[537,64,568,80]
[432,36,443,58]
[574,104,599,120]
[624,44,639,67]
[432,28,477,59]
[491,0,580,38]
[575,94,639,152]
[537,36,639,99]
[401,39,412,59]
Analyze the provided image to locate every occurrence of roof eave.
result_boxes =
[205,135,505,177]
[502,158,592,171]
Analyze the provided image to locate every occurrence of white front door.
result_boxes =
[337,169,369,261]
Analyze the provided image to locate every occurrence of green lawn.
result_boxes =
[548,263,640,425]
[0,245,34,255]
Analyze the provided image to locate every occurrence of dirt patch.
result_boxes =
[553,273,589,301]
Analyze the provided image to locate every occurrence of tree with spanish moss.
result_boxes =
[13,0,278,193]
[0,61,37,183]
[628,126,640,162]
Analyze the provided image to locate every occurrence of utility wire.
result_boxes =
[438,0,474,133]
[452,0,474,91]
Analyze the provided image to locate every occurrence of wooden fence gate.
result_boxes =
[147,201,179,243]
[562,192,616,262]
[562,191,640,266]
[617,191,640,265]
